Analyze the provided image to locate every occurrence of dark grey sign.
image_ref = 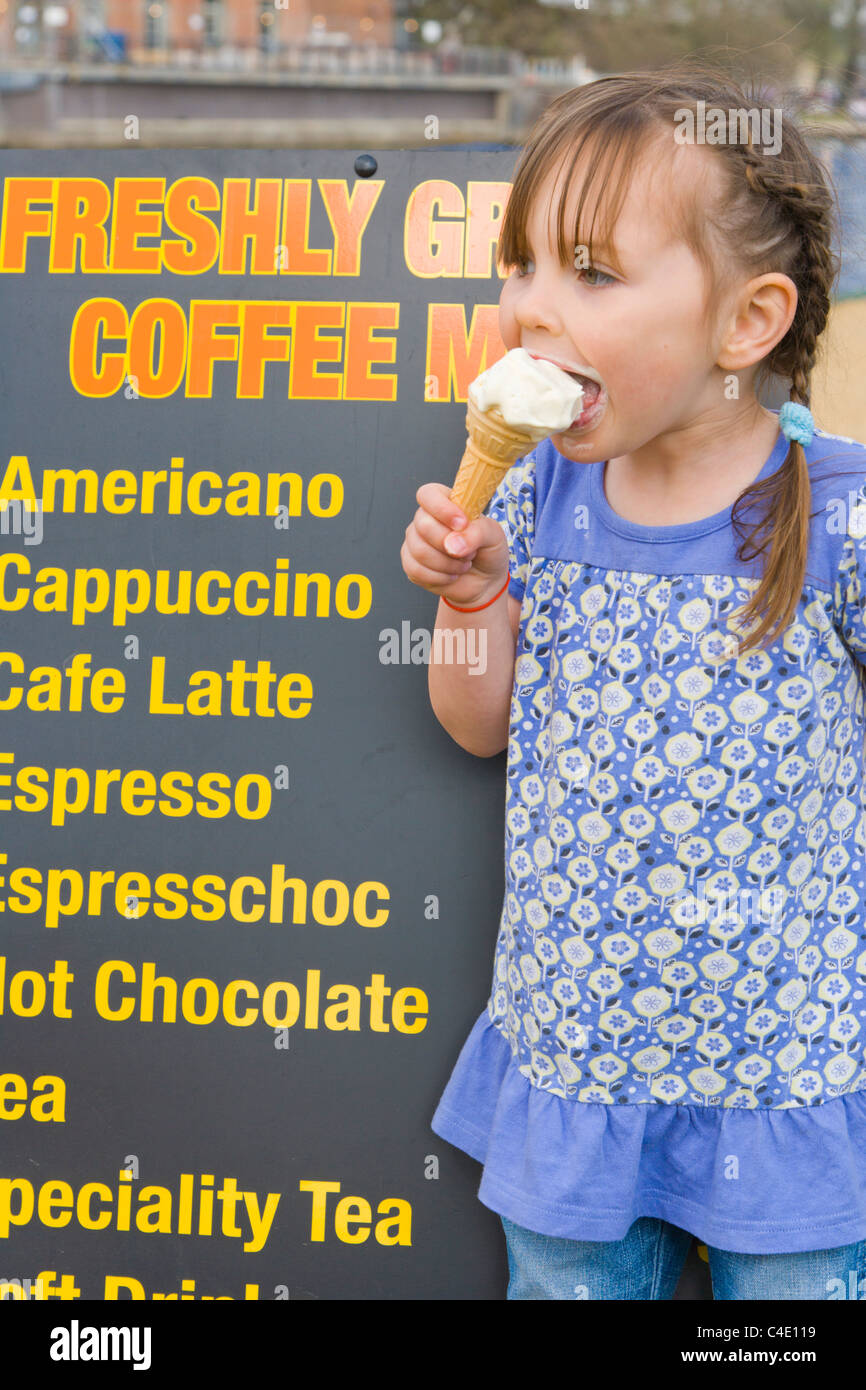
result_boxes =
[0,147,714,1300]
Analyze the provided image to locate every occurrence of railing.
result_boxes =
[0,34,592,84]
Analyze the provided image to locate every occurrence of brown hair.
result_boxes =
[498,60,841,650]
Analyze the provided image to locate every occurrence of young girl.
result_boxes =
[401,63,866,1300]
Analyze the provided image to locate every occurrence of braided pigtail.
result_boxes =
[728,150,838,651]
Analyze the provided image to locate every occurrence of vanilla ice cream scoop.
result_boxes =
[449,348,587,519]
[468,347,584,435]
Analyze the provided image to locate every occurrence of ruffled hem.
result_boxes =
[430,1009,866,1253]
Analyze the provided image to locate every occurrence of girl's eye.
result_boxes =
[513,257,615,286]
[578,266,616,288]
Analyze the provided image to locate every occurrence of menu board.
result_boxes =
[0,147,712,1305]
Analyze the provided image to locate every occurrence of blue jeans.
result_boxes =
[501,1214,866,1300]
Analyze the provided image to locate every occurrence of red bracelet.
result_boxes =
[442,573,510,612]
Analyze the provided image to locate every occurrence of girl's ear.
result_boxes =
[715,272,798,373]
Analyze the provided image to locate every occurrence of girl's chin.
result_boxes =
[552,399,608,454]
[552,425,604,458]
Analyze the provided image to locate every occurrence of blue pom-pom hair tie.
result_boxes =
[778,400,814,446]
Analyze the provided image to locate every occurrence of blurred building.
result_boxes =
[0,1,591,146]
[0,1,398,60]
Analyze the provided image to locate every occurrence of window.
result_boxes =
[203,0,224,47]
[144,0,168,49]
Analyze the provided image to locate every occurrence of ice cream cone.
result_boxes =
[449,398,541,520]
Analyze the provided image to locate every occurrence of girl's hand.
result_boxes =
[401,483,510,608]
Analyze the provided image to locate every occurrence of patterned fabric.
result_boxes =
[476,423,866,1110]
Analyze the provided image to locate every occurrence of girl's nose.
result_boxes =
[513,267,564,335]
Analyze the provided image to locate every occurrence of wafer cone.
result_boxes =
[449,398,541,520]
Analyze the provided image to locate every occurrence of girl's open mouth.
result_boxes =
[565,374,606,433]
[527,353,607,433]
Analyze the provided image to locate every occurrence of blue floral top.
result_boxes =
[431,416,866,1253]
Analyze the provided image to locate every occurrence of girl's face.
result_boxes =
[498,141,727,463]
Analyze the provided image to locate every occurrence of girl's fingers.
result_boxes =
[410,504,465,553]
[400,540,472,589]
[415,482,470,533]
[403,531,474,575]
[412,502,494,557]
